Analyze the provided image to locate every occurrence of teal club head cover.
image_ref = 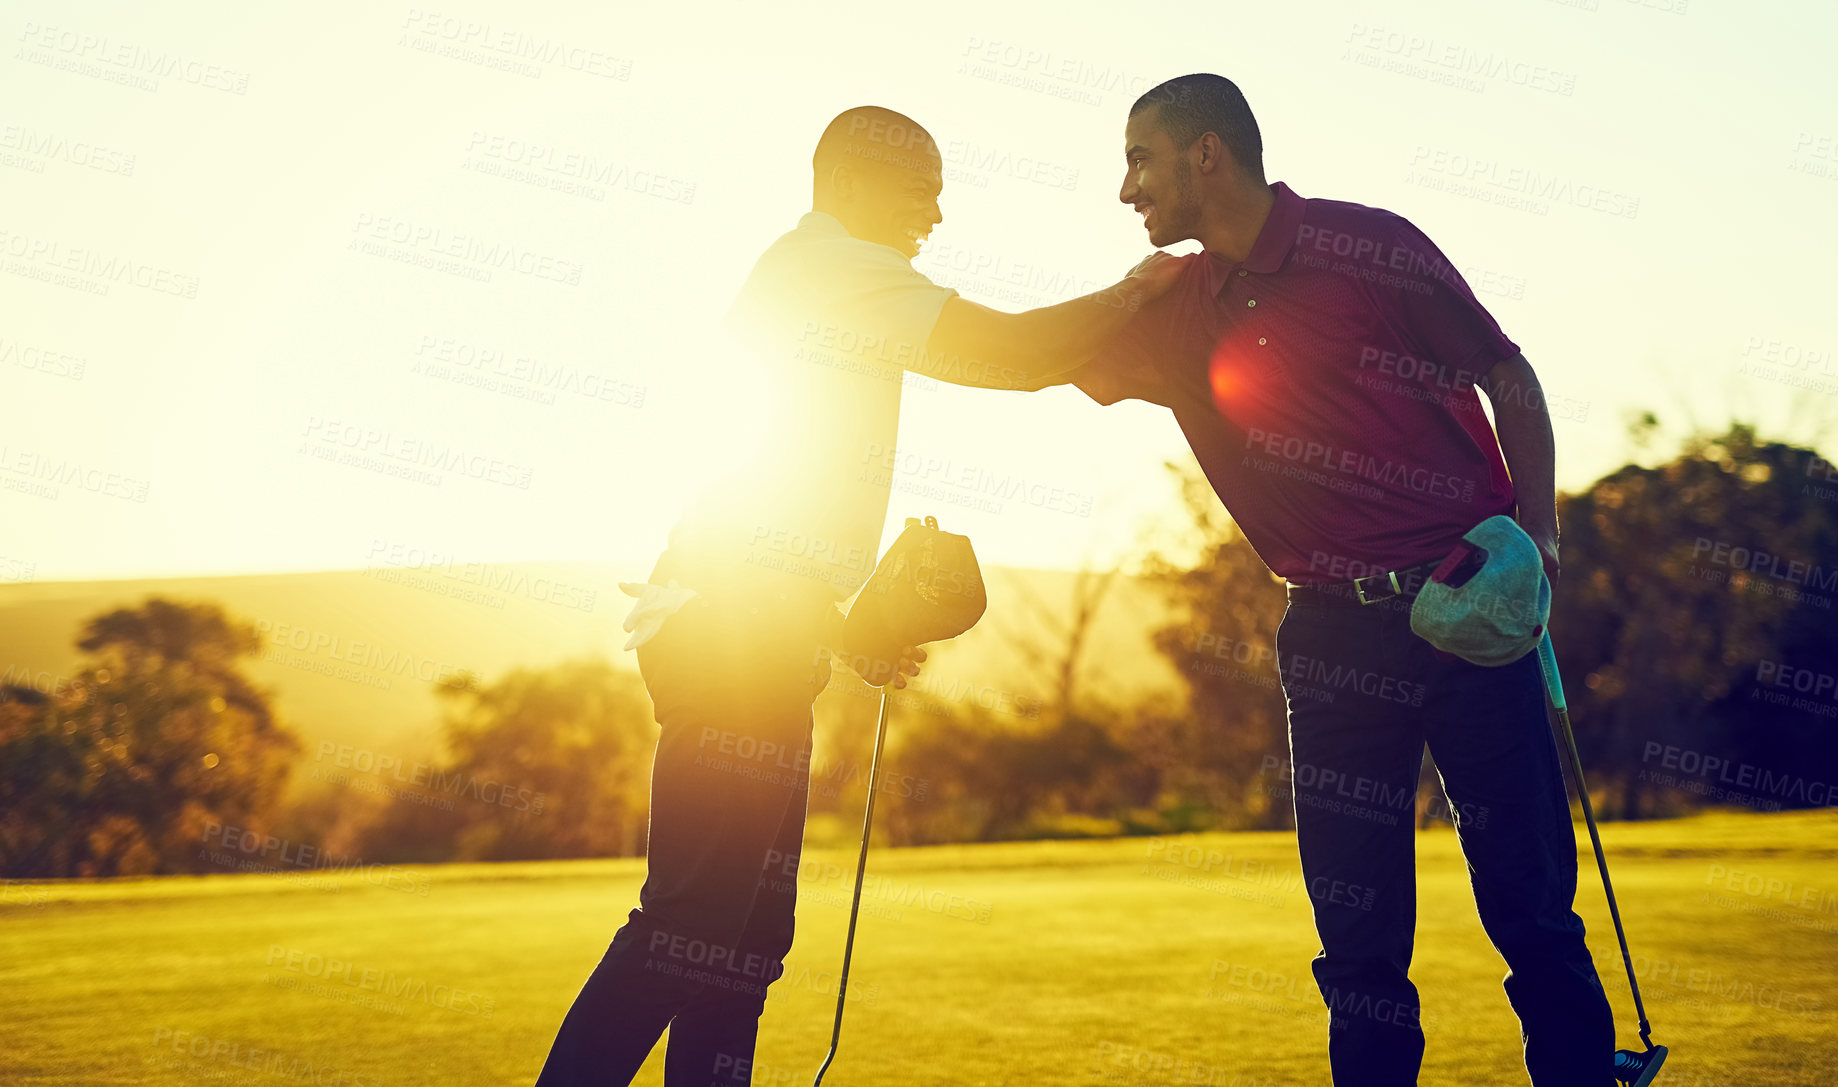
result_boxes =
[1410,514,1551,667]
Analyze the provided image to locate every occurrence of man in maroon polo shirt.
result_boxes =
[1035,74,1616,1085]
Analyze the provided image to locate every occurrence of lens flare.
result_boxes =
[1208,338,1255,416]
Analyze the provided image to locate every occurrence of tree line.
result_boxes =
[3,423,1833,876]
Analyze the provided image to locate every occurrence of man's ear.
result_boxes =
[828,162,857,202]
[1195,131,1225,176]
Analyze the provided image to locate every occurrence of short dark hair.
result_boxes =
[1131,74,1263,181]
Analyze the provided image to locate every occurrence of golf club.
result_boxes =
[811,686,893,1087]
[811,514,983,1085]
[1536,631,1668,1087]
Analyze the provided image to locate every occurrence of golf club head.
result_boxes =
[1613,1045,1667,1087]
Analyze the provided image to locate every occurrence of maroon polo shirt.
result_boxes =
[1063,181,1521,585]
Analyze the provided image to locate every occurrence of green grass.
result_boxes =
[4,809,1835,1085]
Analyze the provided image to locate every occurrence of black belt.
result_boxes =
[1287,559,1441,608]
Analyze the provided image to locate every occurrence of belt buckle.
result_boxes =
[1355,569,1403,606]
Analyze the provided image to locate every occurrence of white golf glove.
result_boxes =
[618,579,698,650]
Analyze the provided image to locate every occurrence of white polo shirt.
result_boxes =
[652,211,957,616]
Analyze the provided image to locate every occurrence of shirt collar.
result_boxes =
[798,210,849,234]
[1202,180,1306,295]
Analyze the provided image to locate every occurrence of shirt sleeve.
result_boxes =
[830,242,959,357]
[1374,218,1521,375]
[726,232,958,362]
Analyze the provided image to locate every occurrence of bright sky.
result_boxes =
[5,0,1836,583]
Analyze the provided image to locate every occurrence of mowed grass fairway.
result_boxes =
[4,809,1834,1086]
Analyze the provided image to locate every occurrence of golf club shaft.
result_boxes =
[812,687,893,1087]
[1536,633,1654,1049]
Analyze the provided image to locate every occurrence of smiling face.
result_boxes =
[1119,106,1202,248]
[850,146,944,259]
[815,109,945,260]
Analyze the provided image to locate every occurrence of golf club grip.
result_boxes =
[1536,631,1567,713]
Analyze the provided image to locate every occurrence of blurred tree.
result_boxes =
[881,696,1138,845]
[0,597,297,877]
[880,557,1159,844]
[1140,460,1293,831]
[994,567,1118,715]
[1554,424,1838,817]
[880,457,1300,844]
[357,658,656,861]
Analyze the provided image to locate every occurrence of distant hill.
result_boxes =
[0,562,1183,797]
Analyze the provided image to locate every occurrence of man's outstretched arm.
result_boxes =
[917,253,1180,391]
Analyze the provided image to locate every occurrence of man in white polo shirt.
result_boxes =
[532,105,1177,1087]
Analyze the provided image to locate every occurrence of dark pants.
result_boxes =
[534,596,831,1087]
[1275,591,1614,1087]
